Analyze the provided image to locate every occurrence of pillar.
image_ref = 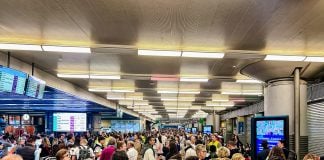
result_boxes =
[206,113,220,133]
[264,78,308,158]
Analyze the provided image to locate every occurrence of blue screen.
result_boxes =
[0,66,27,94]
[256,120,284,154]
[185,128,191,133]
[111,120,140,133]
[25,76,46,99]
[191,127,197,134]
[203,126,212,134]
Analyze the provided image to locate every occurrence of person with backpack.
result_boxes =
[143,136,156,160]
[93,136,105,160]
[72,139,94,160]
[112,141,129,160]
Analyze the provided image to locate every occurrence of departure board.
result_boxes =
[25,76,46,99]
[0,66,27,94]
[53,113,87,132]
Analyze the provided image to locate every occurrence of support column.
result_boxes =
[264,78,308,158]
[213,110,216,133]
[294,69,300,160]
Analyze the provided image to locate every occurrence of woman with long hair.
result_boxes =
[267,146,286,160]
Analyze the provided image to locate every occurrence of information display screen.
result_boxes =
[256,120,284,153]
[191,127,197,134]
[203,125,212,134]
[111,120,140,133]
[185,128,191,133]
[53,113,87,132]
[251,116,288,160]
[0,66,27,94]
[25,76,46,99]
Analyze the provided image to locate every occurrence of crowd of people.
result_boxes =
[0,129,321,160]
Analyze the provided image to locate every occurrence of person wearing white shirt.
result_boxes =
[185,140,197,159]
[161,133,167,147]
[127,141,138,160]
[143,136,156,160]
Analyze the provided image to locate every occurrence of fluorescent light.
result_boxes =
[0,43,42,51]
[180,78,208,82]
[236,79,262,83]
[178,91,200,94]
[264,55,306,61]
[157,90,178,94]
[111,89,135,93]
[42,45,91,53]
[89,88,110,92]
[221,91,263,95]
[90,75,121,79]
[57,74,89,78]
[242,92,263,95]
[138,49,181,57]
[304,56,324,62]
[161,98,195,101]
[182,51,224,59]
[157,90,200,94]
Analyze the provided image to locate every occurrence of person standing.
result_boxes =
[143,136,156,160]
[100,137,116,160]
[277,140,289,160]
[127,141,138,160]
[112,141,128,160]
[16,136,36,160]
[257,140,270,160]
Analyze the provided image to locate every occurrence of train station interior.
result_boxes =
[1,1,324,160]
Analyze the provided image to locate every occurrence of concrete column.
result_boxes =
[264,78,308,156]
[206,113,220,133]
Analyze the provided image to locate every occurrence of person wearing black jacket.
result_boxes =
[257,140,270,160]
[16,136,36,160]
[227,141,240,159]
[277,140,289,160]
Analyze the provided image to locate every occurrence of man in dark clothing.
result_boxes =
[16,136,36,160]
[257,140,270,160]
[277,140,289,159]
[227,141,240,158]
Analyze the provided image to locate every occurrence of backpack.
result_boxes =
[141,144,155,158]
[78,146,91,160]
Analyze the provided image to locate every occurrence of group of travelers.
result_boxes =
[0,129,321,160]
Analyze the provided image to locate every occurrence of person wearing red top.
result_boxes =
[100,137,116,160]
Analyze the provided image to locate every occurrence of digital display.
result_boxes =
[0,66,27,94]
[255,120,285,154]
[203,126,212,134]
[185,128,191,133]
[191,127,197,134]
[53,113,87,132]
[111,120,140,133]
[25,76,46,99]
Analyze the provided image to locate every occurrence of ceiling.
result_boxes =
[1,0,324,120]
[0,86,138,119]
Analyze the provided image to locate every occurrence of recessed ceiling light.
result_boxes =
[180,78,208,82]
[236,79,262,83]
[0,43,42,51]
[42,45,91,53]
[138,49,181,57]
[90,75,121,80]
[264,55,306,61]
[182,51,224,59]
[304,56,324,62]
[57,74,89,79]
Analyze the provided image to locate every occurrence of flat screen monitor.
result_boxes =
[53,113,87,132]
[191,127,197,134]
[0,66,27,94]
[111,120,140,133]
[203,125,213,134]
[251,116,289,160]
[185,128,191,133]
[25,75,46,99]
